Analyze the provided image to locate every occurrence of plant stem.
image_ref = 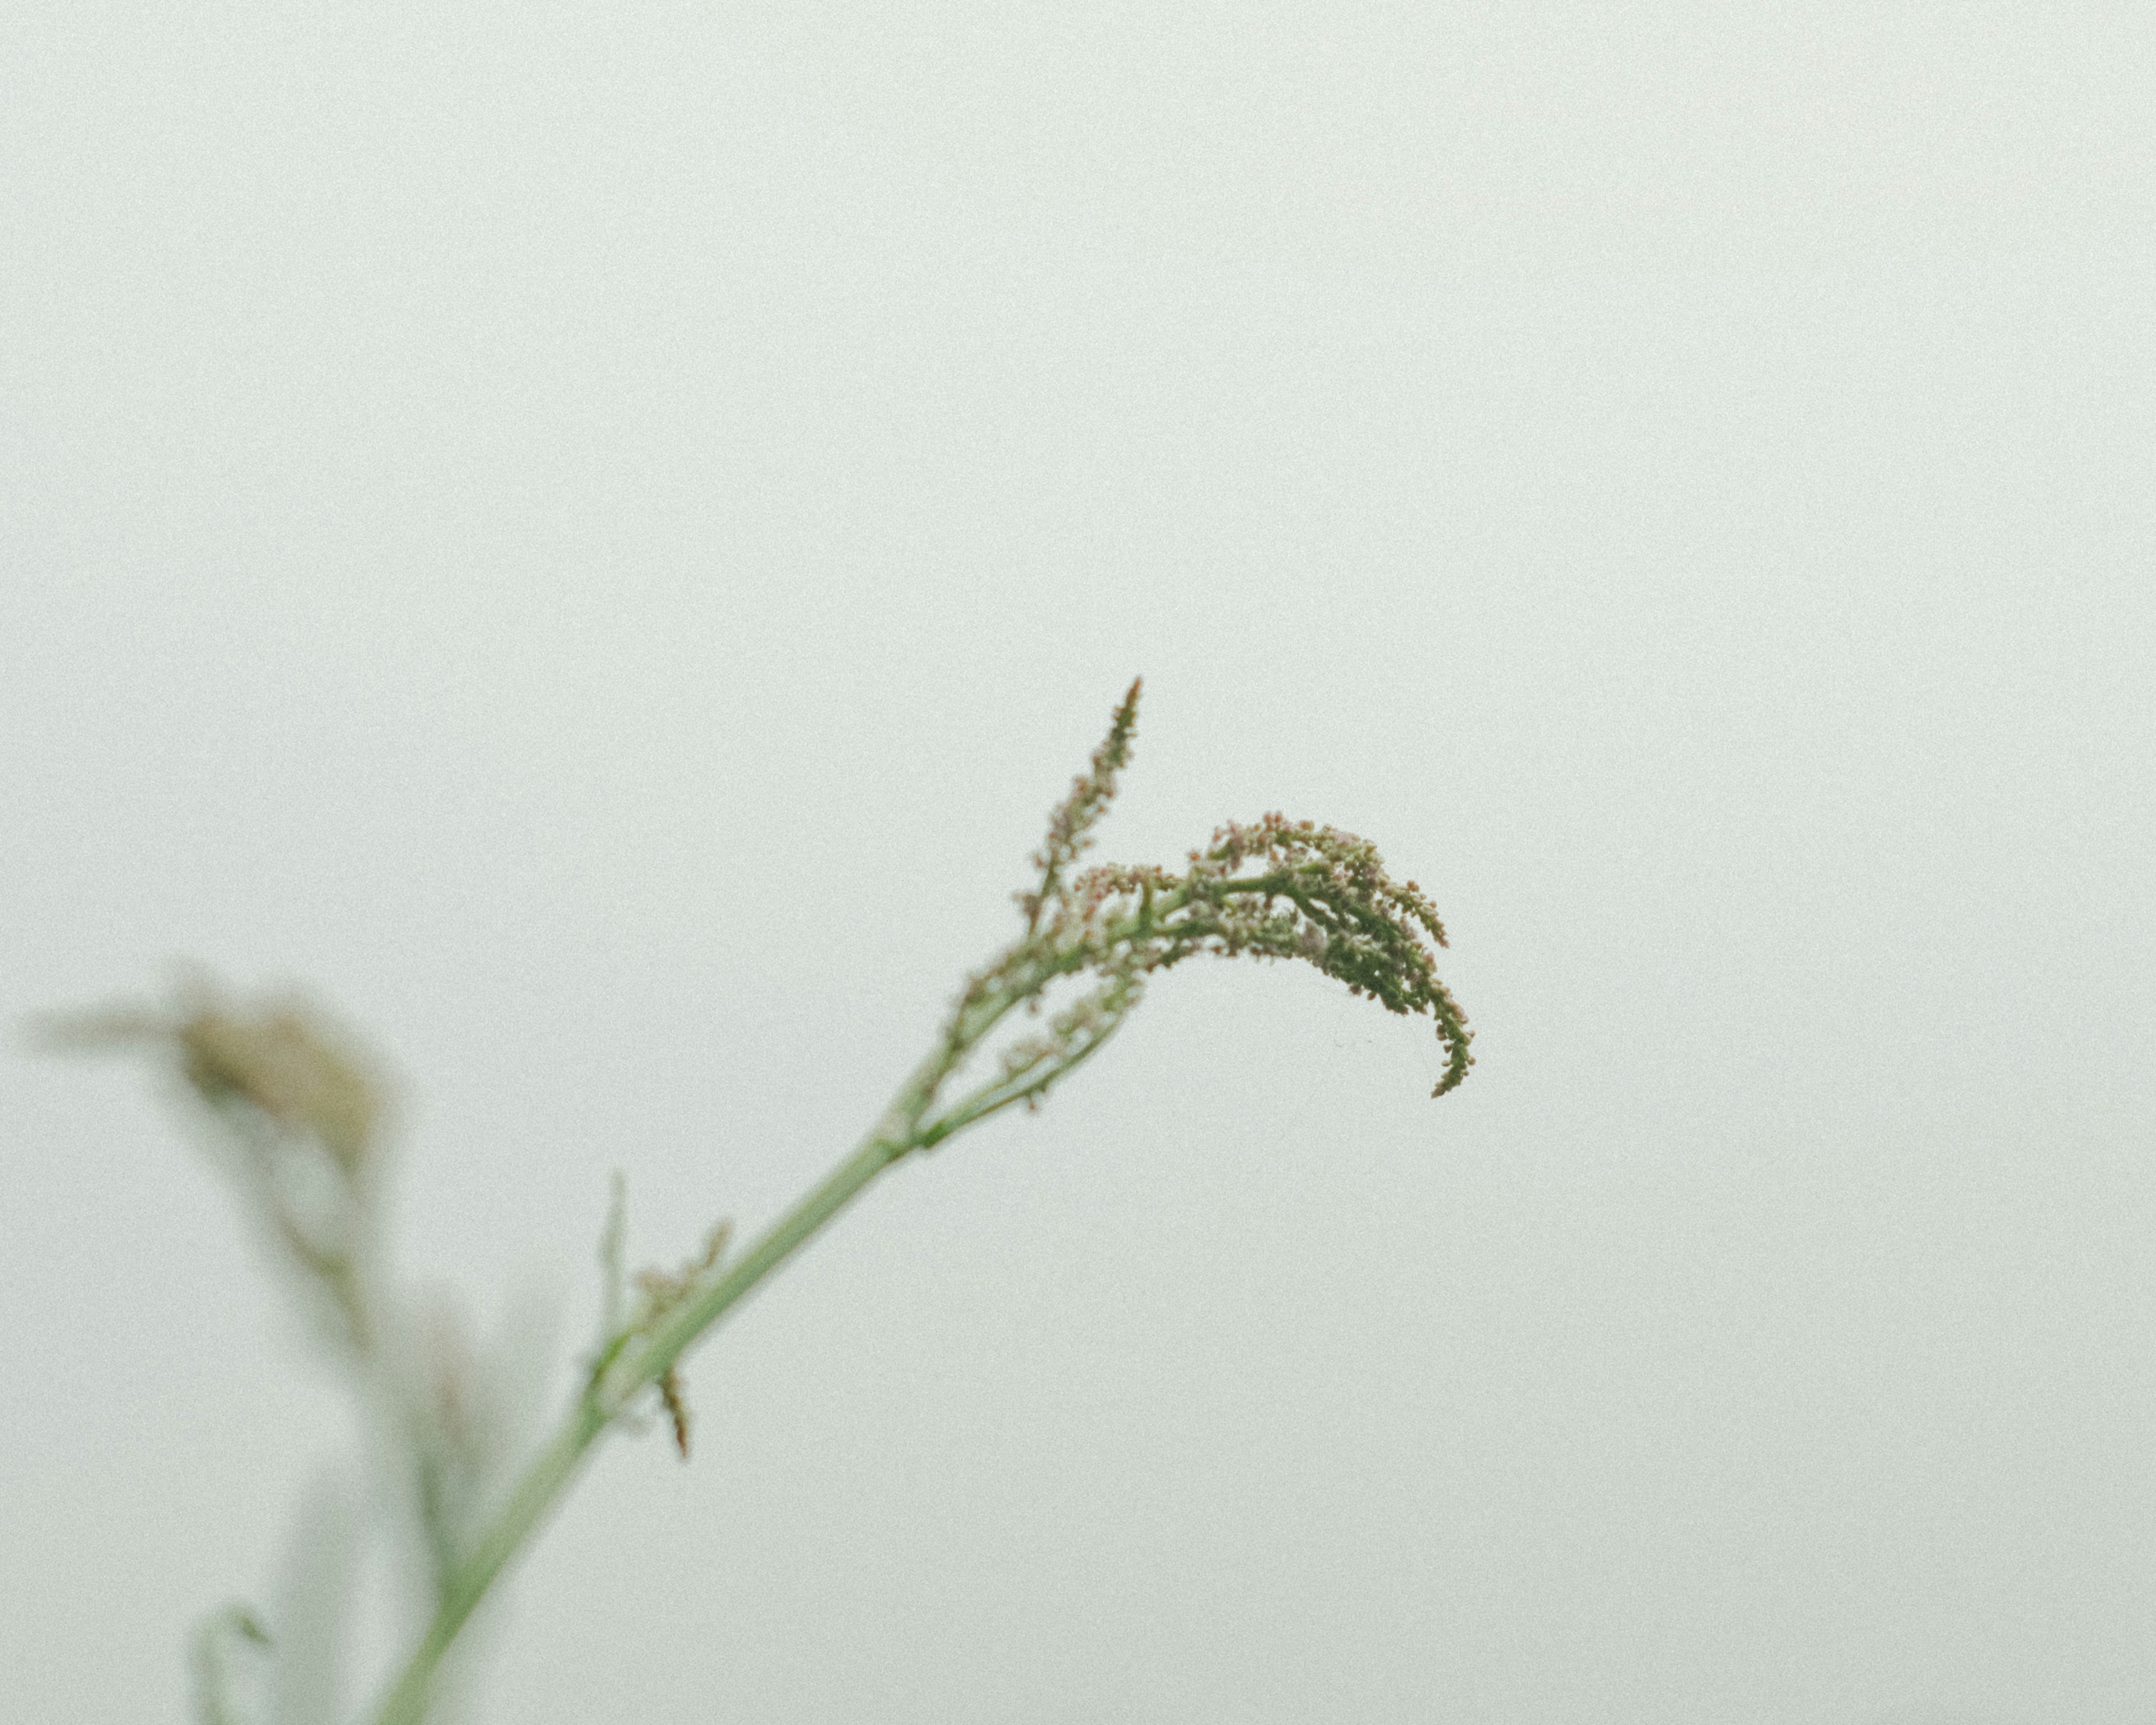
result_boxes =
[360,1125,919,1725]
[358,815,1459,1720]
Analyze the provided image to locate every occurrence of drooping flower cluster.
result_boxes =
[1081,813,1475,1098]
[915,681,1473,1146]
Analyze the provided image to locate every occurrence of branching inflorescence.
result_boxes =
[932,678,1471,1146]
[44,678,1470,1725]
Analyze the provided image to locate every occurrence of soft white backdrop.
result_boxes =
[5,4,2154,1721]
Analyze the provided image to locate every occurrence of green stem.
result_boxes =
[360,920,1117,1722]
[360,1124,921,1725]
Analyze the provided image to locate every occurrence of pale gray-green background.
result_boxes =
[4,4,2153,1721]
